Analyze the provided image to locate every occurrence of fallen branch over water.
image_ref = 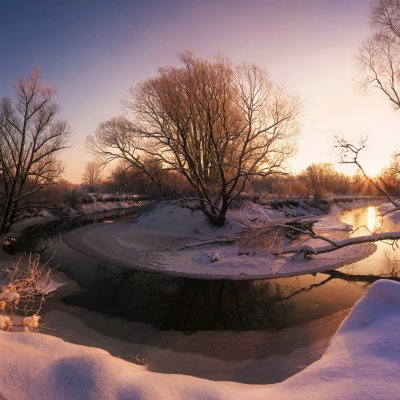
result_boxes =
[279,231,400,257]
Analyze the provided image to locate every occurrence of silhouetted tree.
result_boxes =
[359,0,400,108]
[304,163,352,198]
[88,52,299,226]
[82,161,102,192]
[380,151,400,195]
[0,70,70,232]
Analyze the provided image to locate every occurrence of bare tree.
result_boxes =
[88,53,299,226]
[273,1,400,257]
[87,117,163,191]
[82,160,102,192]
[305,163,337,199]
[104,159,178,195]
[336,137,398,209]
[381,151,400,194]
[359,0,400,108]
[0,70,70,233]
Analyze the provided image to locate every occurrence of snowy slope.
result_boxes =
[1,280,400,399]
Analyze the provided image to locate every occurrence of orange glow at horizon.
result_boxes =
[7,0,396,184]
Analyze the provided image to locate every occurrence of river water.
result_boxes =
[13,204,400,383]
[28,205,398,330]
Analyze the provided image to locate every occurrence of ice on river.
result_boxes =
[63,201,375,279]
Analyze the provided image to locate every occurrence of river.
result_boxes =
[14,204,400,383]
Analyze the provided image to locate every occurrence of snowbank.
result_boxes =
[79,199,138,214]
[378,201,398,214]
[8,196,146,238]
[314,205,352,231]
[1,279,399,399]
[63,201,375,279]
[378,201,400,226]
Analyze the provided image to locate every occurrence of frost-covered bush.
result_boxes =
[239,228,285,255]
[0,254,54,332]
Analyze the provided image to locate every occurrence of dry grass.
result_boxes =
[0,253,55,331]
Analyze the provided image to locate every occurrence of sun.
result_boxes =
[361,162,384,178]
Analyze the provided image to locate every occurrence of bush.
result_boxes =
[0,254,55,332]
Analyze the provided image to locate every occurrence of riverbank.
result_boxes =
[63,200,376,280]
[0,200,388,390]
[7,195,152,241]
[40,280,351,384]
[0,203,396,398]
[1,280,400,399]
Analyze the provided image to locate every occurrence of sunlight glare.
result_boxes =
[367,206,379,232]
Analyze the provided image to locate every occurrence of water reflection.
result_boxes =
[367,206,379,232]
[35,237,373,330]
[340,206,400,277]
[14,203,400,331]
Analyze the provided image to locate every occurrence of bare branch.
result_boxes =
[0,70,70,232]
[88,53,299,226]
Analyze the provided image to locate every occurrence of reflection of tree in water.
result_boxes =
[325,269,400,283]
[277,268,400,300]
[62,262,400,331]
[89,267,292,330]
[17,204,400,331]
[164,279,290,330]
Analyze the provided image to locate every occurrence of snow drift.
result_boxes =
[0,279,399,399]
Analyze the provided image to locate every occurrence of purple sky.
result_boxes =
[1,0,399,182]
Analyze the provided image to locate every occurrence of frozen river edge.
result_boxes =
[63,201,377,280]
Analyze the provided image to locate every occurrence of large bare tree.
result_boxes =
[0,70,70,233]
[88,53,299,226]
[359,0,400,108]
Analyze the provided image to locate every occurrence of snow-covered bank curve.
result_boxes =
[9,199,149,240]
[63,202,375,280]
[1,279,399,399]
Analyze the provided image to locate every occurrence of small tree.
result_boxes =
[303,163,353,198]
[88,53,299,226]
[82,161,102,192]
[380,152,400,195]
[87,117,164,192]
[0,70,70,232]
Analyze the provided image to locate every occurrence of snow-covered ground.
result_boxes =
[378,201,400,226]
[78,198,142,215]
[39,294,350,385]
[63,201,375,279]
[8,197,146,238]
[1,279,399,399]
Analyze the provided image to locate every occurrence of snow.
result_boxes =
[22,314,40,330]
[39,304,349,385]
[0,261,64,297]
[0,279,399,399]
[0,315,11,330]
[314,207,352,231]
[79,200,136,214]
[0,287,20,303]
[378,201,399,214]
[35,279,64,296]
[63,201,375,279]
[378,201,400,226]
[8,197,145,238]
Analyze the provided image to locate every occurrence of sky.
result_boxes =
[1,0,399,183]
